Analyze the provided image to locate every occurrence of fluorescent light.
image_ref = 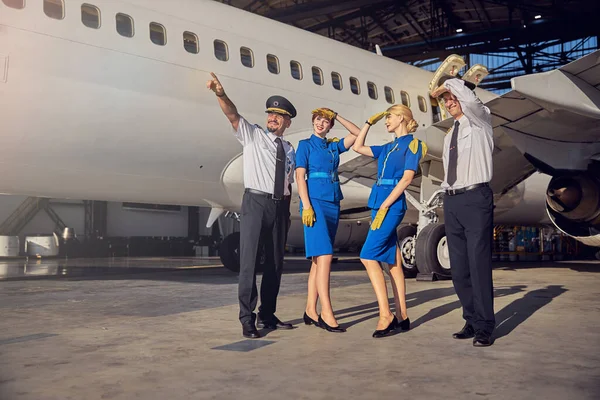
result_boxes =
[456,28,463,33]
[535,15,541,19]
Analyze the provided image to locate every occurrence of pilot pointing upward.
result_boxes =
[207,72,296,339]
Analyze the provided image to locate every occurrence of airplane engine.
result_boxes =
[545,173,600,247]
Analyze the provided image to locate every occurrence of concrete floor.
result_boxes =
[0,258,599,400]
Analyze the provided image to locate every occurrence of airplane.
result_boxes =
[0,0,598,276]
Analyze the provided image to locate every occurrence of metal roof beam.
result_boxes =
[263,0,396,23]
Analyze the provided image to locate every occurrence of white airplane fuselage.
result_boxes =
[0,0,551,251]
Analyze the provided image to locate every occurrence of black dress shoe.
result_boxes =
[452,323,475,339]
[242,323,260,339]
[372,316,398,338]
[398,317,410,332]
[473,331,493,347]
[258,315,293,330]
[303,312,320,327]
[318,315,346,333]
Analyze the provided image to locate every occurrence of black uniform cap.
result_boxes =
[265,95,297,119]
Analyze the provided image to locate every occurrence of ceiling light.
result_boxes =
[456,28,463,33]
[535,15,541,19]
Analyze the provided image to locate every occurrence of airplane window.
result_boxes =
[331,72,342,90]
[267,54,279,74]
[384,87,394,104]
[183,31,199,54]
[214,40,228,61]
[418,95,427,112]
[367,82,378,100]
[350,77,360,95]
[240,47,254,68]
[290,61,302,80]
[149,22,166,46]
[312,67,323,86]
[431,97,442,123]
[81,4,100,29]
[116,13,134,38]
[400,91,410,107]
[44,0,64,20]
[3,0,25,9]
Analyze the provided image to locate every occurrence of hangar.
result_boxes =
[1,1,599,399]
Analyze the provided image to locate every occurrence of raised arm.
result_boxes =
[206,72,241,131]
[432,78,490,127]
[335,114,360,149]
[352,111,388,157]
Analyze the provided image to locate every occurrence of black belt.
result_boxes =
[245,188,289,201]
[445,182,489,196]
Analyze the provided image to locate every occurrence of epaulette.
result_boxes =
[327,137,340,143]
[409,138,428,158]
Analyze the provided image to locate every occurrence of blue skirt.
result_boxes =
[360,207,406,265]
[300,199,340,258]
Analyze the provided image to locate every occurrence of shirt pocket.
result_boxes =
[458,131,472,150]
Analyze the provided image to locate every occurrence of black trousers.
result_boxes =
[444,185,495,334]
[238,190,289,325]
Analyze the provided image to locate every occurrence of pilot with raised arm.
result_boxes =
[207,72,296,339]
[431,75,495,347]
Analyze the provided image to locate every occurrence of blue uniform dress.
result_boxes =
[295,135,349,258]
[360,135,424,265]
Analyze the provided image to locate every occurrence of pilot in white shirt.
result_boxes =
[206,72,295,339]
[432,76,496,347]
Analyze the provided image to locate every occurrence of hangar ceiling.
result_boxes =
[216,0,600,92]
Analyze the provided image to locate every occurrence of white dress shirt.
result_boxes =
[234,116,295,196]
[441,79,494,190]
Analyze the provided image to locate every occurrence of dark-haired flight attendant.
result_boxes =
[295,108,360,332]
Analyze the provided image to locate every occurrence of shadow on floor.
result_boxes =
[307,285,530,332]
[493,285,568,341]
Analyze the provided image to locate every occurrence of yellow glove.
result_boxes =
[302,207,316,227]
[371,207,388,230]
[367,111,389,126]
[311,108,337,121]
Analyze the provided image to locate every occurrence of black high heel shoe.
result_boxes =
[318,315,346,333]
[398,317,410,331]
[303,312,320,327]
[372,316,398,338]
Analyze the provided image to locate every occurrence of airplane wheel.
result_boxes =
[219,232,267,274]
[397,225,418,278]
[219,232,240,273]
[415,223,451,277]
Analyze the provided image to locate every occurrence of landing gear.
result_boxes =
[397,225,418,278]
[219,232,240,273]
[218,232,266,274]
[415,223,451,278]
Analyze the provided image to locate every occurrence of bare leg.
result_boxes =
[315,254,339,327]
[388,246,408,320]
[305,258,319,321]
[361,258,394,330]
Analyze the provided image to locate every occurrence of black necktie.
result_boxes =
[447,120,460,186]
[273,137,286,199]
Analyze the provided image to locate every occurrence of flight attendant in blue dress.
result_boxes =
[352,104,427,338]
[295,108,360,332]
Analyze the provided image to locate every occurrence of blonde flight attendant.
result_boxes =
[352,105,427,338]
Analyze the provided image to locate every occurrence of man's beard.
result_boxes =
[267,126,278,133]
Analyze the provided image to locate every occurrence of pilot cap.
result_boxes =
[438,74,476,91]
[265,95,297,118]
